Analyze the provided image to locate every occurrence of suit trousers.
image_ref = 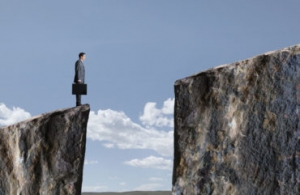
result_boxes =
[76,94,81,106]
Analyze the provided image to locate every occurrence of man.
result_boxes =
[74,52,86,106]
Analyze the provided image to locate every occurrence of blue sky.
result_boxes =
[1,0,300,192]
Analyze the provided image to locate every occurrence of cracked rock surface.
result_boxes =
[172,45,300,194]
[0,104,90,195]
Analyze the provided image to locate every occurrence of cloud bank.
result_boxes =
[82,185,108,192]
[133,183,163,191]
[124,156,172,170]
[87,98,174,157]
[84,160,98,165]
[0,103,31,126]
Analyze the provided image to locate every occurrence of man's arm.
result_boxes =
[74,60,82,83]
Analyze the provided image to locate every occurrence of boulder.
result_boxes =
[172,45,300,194]
[0,104,90,195]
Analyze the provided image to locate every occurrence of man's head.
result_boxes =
[79,52,86,61]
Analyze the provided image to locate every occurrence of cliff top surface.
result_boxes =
[176,43,300,84]
[0,104,90,129]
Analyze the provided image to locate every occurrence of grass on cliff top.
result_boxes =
[82,191,171,195]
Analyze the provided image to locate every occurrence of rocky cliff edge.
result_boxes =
[173,44,300,194]
[0,104,90,195]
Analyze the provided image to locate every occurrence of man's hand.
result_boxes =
[78,80,82,83]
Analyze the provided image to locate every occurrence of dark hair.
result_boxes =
[79,52,86,58]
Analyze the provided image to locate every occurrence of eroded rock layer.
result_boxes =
[172,45,300,194]
[0,104,90,195]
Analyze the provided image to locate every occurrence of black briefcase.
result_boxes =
[72,84,87,95]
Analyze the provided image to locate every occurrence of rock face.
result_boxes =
[172,45,300,194]
[0,104,90,195]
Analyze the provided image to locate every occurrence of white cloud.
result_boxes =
[133,183,163,191]
[149,177,163,182]
[139,98,174,128]
[124,156,173,171]
[84,160,98,165]
[103,143,115,148]
[87,100,174,156]
[0,103,31,126]
[119,182,126,186]
[108,176,119,180]
[82,185,108,192]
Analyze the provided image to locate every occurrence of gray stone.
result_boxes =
[0,104,90,195]
[172,45,300,194]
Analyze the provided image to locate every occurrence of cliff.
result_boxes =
[172,44,300,194]
[0,104,90,195]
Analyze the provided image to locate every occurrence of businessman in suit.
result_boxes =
[74,52,86,106]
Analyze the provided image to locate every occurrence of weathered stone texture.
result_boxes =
[0,104,90,195]
[172,45,300,195]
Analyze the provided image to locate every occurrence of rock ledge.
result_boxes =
[0,104,90,195]
[173,44,300,194]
